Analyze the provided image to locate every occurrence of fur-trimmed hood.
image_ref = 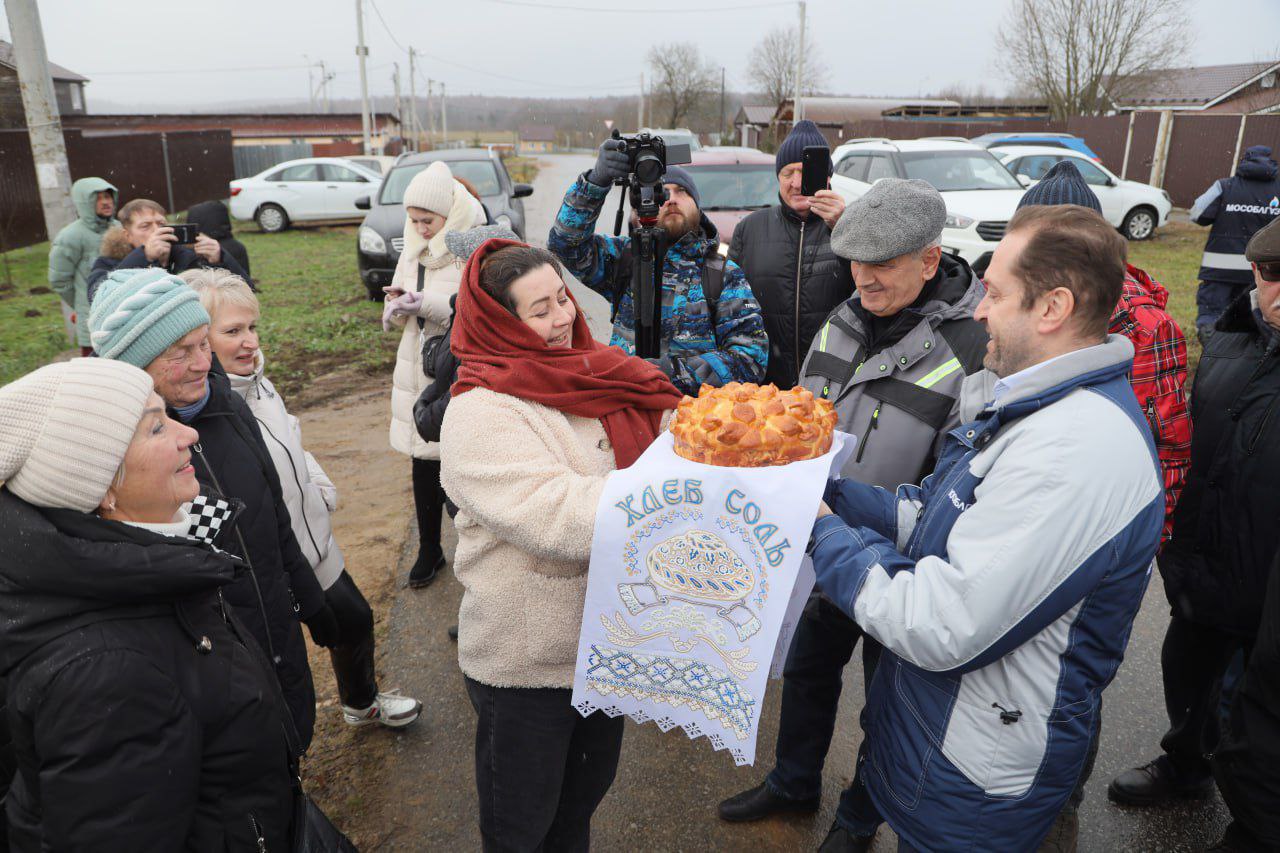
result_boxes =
[98,226,135,261]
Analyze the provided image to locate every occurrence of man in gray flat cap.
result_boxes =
[718,177,989,852]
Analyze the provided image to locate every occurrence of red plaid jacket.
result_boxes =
[1112,264,1192,546]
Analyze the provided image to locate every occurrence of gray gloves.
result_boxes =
[587,139,630,187]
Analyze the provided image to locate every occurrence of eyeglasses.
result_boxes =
[1257,262,1280,283]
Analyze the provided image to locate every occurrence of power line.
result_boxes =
[367,0,406,53]
[478,0,789,11]
[84,62,314,76]
[411,50,634,91]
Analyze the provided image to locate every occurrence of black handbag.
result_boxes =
[292,789,358,853]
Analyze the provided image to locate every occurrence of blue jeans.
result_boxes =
[765,594,883,835]
[1196,280,1251,333]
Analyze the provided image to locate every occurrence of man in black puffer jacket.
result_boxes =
[1111,219,1280,810]
[730,120,853,388]
[88,268,334,753]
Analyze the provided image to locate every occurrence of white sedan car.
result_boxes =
[230,158,382,233]
[830,139,1028,274]
[990,146,1172,240]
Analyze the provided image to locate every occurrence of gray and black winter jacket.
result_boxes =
[798,253,988,487]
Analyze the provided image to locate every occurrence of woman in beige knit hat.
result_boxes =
[382,159,482,588]
[0,358,307,849]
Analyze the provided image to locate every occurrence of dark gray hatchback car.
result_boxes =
[355,148,533,298]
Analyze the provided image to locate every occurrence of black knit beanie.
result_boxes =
[775,119,831,175]
[1016,160,1102,213]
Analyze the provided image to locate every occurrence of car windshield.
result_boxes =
[899,151,1022,191]
[380,160,502,204]
[684,164,777,209]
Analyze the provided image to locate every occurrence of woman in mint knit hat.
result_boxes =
[89,267,335,753]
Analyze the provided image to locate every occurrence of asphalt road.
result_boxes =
[371,154,1230,851]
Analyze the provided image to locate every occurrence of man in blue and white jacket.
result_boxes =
[808,204,1164,851]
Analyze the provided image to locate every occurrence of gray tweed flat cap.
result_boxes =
[445,224,521,260]
[831,178,947,263]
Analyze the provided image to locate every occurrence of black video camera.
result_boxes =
[610,129,692,222]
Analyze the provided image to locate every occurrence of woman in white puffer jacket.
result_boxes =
[184,268,423,730]
[381,160,480,588]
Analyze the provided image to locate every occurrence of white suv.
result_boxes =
[830,139,1027,274]
[990,146,1172,241]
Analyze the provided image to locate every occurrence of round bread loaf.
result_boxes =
[671,382,837,467]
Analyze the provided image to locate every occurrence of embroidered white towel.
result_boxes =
[571,430,854,765]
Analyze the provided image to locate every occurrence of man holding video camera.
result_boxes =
[86,198,249,304]
[547,138,768,394]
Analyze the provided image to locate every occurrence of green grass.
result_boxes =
[0,225,395,395]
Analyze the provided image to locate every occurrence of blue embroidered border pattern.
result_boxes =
[583,644,757,740]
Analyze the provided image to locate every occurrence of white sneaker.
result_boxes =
[341,689,422,729]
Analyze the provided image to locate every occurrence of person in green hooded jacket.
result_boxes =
[48,177,119,354]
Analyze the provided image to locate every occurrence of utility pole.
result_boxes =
[719,67,726,143]
[392,63,403,151]
[6,0,75,246]
[441,82,448,148]
[355,0,372,154]
[637,72,644,130]
[793,0,806,123]
[408,48,418,152]
[305,55,315,110]
[427,79,435,147]
[319,60,332,113]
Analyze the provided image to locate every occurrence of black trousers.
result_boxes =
[766,594,883,834]
[464,677,624,853]
[1160,612,1252,779]
[326,571,378,710]
[411,458,444,558]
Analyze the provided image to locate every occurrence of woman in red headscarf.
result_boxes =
[441,239,681,851]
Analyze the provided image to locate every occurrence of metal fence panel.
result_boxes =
[1065,116,1129,173]
[1164,115,1243,207]
[233,142,311,179]
[0,129,43,250]
[0,128,234,249]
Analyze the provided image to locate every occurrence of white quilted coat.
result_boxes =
[387,187,479,459]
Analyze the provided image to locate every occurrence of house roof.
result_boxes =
[736,105,775,125]
[518,124,556,142]
[775,96,962,123]
[62,112,397,138]
[1112,61,1280,108]
[0,39,87,83]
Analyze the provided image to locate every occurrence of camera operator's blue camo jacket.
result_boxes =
[548,173,768,395]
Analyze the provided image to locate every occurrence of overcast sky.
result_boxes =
[5,0,1279,110]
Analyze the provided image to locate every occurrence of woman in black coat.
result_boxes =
[0,358,298,850]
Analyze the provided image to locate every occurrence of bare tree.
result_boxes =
[996,0,1191,118]
[647,42,719,127]
[747,26,829,110]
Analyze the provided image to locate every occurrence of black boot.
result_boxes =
[817,822,875,853]
[408,548,445,589]
[717,781,819,822]
[1107,756,1214,806]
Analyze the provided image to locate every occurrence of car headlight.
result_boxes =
[944,213,976,229]
[1161,190,1171,203]
[495,213,514,229]
[358,226,386,255]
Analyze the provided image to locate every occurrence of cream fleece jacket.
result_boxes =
[442,387,664,689]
